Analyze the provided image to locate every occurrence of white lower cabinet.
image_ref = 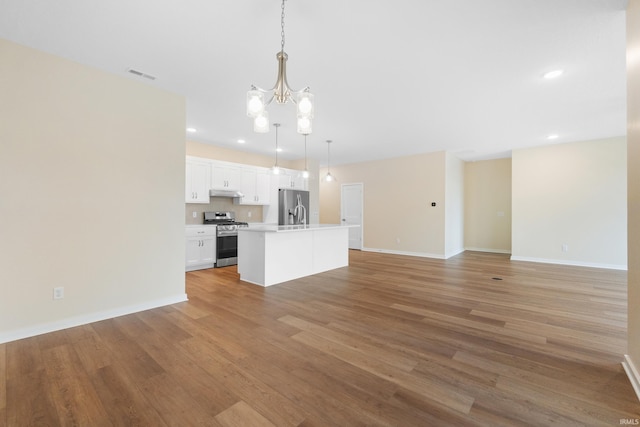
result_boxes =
[185,226,216,271]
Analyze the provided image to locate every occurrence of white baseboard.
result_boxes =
[623,355,640,403]
[361,247,501,260]
[362,247,446,260]
[465,247,512,254]
[510,255,627,271]
[0,293,188,345]
[445,248,466,259]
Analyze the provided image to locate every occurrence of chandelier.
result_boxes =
[246,0,314,134]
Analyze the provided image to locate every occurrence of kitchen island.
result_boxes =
[237,224,355,287]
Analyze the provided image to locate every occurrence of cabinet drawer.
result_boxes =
[185,226,217,237]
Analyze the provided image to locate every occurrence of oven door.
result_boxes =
[216,230,238,267]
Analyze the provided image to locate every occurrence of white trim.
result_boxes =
[341,182,364,250]
[510,255,627,271]
[465,247,512,254]
[363,247,446,260]
[445,248,465,259]
[623,355,640,403]
[0,293,188,345]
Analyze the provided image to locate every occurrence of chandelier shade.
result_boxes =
[247,0,314,134]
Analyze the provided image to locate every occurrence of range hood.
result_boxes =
[209,189,244,198]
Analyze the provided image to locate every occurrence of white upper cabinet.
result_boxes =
[211,162,241,190]
[185,157,211,203]
[186,156,307,206]
[255,169,272,202]
[237,167,271,205]
[278,168,308,190]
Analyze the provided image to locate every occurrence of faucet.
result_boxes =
[293,194,307,225]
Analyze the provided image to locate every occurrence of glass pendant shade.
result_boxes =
[246,90,265,117]
[297,115,312,134]
[272,165,281,175]
[302,169,310,179]
[323,140,335,182]
[296,92,314,118]
[254,111,269,133]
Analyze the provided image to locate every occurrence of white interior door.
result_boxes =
[341,183,363,250]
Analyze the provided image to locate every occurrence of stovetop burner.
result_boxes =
[203,211,248,228]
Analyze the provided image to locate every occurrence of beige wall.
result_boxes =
[186,140,320,224]
[512,137,627,269]
[187,140,296,169]
[627,0,640,388]
[0,39,186,343]
[464,158,512,253]
[319,151,449,258]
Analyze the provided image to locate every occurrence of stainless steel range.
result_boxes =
[203,211,248,267]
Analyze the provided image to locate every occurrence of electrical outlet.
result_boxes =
[192,211,197,218]
[53,287,64,300]
[248,211,252,218]
[562,244,569,252]
[396,237,400,244]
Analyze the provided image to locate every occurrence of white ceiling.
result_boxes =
[0,0,628,166]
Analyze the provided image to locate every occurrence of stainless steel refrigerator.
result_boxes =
[278,189,310,225]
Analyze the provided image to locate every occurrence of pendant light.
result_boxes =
[324,140,335,182]
[246,0,314,134]
[302,133,310,179]
[272,123,281,175]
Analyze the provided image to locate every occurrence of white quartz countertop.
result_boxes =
[240,224,358,233]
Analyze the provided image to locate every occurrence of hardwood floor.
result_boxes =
[1,250,639,426]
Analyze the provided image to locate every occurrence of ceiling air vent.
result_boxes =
[127,68,156,81]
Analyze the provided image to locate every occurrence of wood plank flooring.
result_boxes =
[1,250,639,426]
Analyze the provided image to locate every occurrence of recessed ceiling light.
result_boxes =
[237,139,246,144]
[543,69,564,79]
[276,148,283,152]
[186,127,197,133]
[547,134,559,140]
